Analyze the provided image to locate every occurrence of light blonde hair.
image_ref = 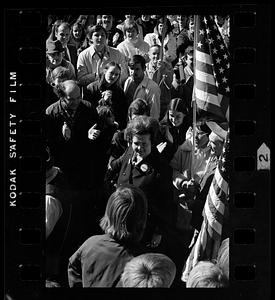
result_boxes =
[186,260,228,288]
[121,253,176,287]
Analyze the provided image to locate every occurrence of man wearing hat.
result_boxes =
[46,39,76,88]
[181,121,228,231]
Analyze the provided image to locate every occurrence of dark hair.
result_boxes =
[100,184,148,243]
[155,16,173,35]
[176,40,193,58]
[100,61,122,86]
[149,44,161,50]
[125,115,160,145]
[127,98,150,119]
[86,24,108,39]
[128,54,146,69]
[96,105,114,128]
[168,98,189,115]
[184,45,194,56]
[104,61,121,72]
[196,119,212,135]
[70,21,86,41]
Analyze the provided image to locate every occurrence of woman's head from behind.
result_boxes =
[127,98,150,121]
[121,253,176,287]
[100,184,148,243]
[186,260,229,288]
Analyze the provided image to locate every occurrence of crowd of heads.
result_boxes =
[45,13,230,289]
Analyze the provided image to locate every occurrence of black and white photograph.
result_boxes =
[3,5,271,299]
[44,13,230,288]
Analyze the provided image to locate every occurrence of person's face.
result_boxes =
[132,133,152,159]
[62,84,81,110]
[149,46,160,63]
[56,26,70,46]
[208,136,223,157]
[125,27,138,40]
[129,63,145,83]
[52,77,62,87]
[168,110,185,127]
[72,25,82,40]
[104,65,120,84]
[90,29,107,48]
[158,21,164,35]
[47,52,63,66]
[125,15,135,21]
[102,15,113,31]
[194,129,209,149]
[141,15,150,21]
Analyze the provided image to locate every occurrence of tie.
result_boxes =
[65,46,71,62]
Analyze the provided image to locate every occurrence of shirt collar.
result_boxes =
[139,76,149,88]
[90,45,109,58]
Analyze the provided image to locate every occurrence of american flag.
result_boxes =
[182,130,230,282]
[193,15,230,122]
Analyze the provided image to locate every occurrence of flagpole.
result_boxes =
[191,15,197,180]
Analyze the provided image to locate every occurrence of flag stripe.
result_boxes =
[195,69,216,86]
[215,166,228,193]
[195,88,220,106]
[181,15,230,283]
[194,14,230,122]
[196,98,227,120]
[196,49,213,65]
[195,59,214,76]
[195,78,218,96]
[204,199,223,235]
[181,108,229,282]
[207,183,226,216]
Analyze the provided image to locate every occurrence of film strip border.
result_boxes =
[4,6,270,299]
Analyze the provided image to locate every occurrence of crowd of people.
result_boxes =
[45,14,230,288]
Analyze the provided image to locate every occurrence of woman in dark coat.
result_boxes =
[85,61,128,129]
[159,97,192,162]
[108,115,176,251]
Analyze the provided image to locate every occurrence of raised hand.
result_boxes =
[88,123,101,140]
